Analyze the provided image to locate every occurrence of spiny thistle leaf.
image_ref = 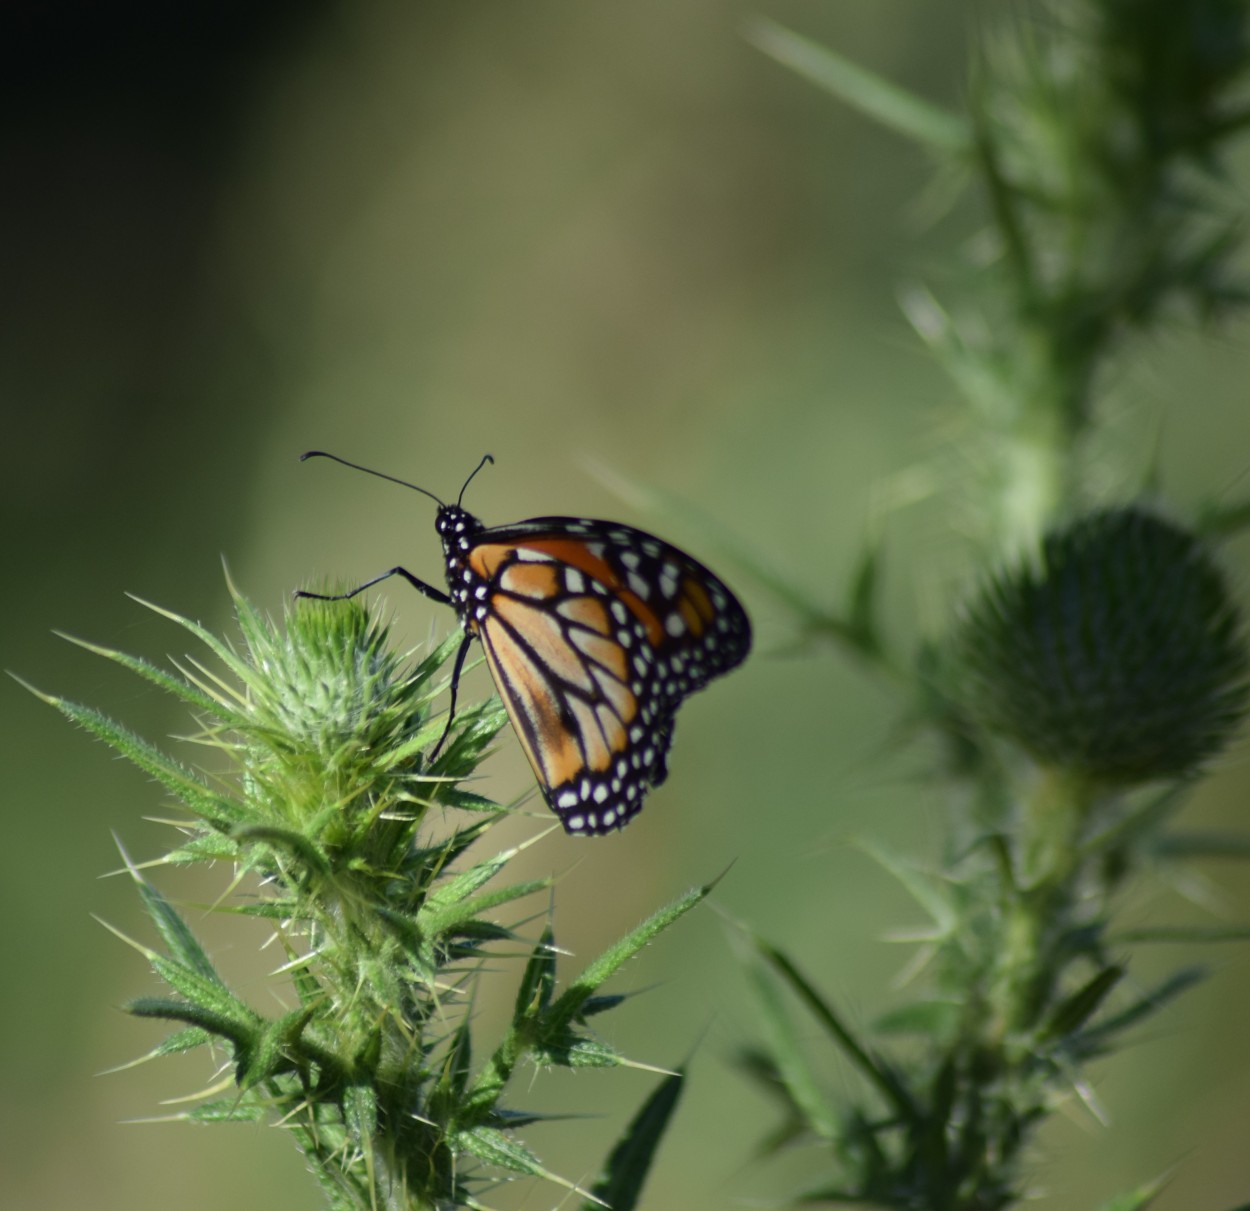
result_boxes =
[186,1101,269,1125]
[742,952,836,1141]
[1042,965,1124,1039]
[1075,967,1209,1050]
[26,686,245,827]
[515,926,559,1019]
[1092,1172,1172,1211]
[585,1069,686,1211]
[546,882,712,1029]
[744,17,971,153]
[125,859,224,986]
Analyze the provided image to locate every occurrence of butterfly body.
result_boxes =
[436,505,751,835]
[297,452,750,836]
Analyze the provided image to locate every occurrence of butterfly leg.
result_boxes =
[428,632,474,761]
[294,567,452,605]
[649,716,675,787]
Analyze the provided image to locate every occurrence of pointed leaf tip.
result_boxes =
[743,17,970,154]
[587,1069,686,1211]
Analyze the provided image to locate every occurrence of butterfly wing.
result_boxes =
[465,518,751,835]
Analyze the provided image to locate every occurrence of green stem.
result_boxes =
[990,766,1096,1048]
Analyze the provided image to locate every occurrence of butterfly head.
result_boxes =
[436,504,485,556]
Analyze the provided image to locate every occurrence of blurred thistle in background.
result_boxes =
[6,3,1250,1209]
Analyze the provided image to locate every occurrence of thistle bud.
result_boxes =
[957,508,1248,784]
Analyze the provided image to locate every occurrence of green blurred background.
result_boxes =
[6,3,1250,1208]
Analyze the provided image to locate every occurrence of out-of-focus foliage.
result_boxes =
[8,3,1250,1209]
[737,3,1250,1208]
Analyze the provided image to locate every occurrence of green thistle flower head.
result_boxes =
[957,507,1249,784]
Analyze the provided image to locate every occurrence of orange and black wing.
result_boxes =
[463,518,750,835]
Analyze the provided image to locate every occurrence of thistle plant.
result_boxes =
[30,586,698,1210]
[737,3,1250,1208]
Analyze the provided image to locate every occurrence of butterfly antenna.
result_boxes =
[299,450,445,506]
[457,454,495,506]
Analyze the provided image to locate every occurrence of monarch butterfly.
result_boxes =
[295,451,751,836]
